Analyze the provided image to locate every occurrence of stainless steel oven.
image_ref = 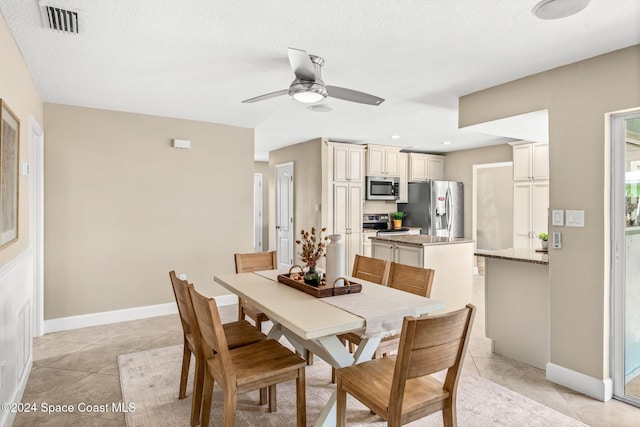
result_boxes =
[365,176,399,201]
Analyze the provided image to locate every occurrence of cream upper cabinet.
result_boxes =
[332,143,364,182]
[398,152,409,203]
[366,145,400,176]
[513,142,549,181]
[408,153,445,182]
[513,181,549,249]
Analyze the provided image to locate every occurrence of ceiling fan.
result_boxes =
[241,47,385,106]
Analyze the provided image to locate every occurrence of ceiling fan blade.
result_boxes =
[288,47,316,81]
[326,86,385,106]
[242,89,289,104]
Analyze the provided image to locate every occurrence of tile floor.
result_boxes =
[12,276,640,426]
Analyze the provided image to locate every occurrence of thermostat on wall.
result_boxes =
[172,139,191,149]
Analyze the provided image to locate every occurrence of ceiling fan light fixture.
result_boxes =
[292,91,326,103]
[533,0,589,20]
[289,79,328,103]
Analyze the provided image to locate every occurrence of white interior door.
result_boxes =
[276,162,294,269]
[253,173,263,252]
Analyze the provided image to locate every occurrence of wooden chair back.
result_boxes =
[235,251,277,273]
[352,255,390,285]
[387,262,435,297]
[188,286,234,383]
[389,304,476,420]
[169,271,199,343]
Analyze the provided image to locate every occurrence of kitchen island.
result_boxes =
[475,248,549,370]
[370,235,474,313]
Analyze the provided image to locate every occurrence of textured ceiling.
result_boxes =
[1,1,639,160]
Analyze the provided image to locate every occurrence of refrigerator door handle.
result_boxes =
[446,187,453,233]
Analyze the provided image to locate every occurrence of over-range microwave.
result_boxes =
[366,176,399,201]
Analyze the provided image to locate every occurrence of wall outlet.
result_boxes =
[178,274,187,280]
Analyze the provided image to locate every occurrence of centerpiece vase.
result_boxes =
[325,234,345,287]
[304,266,321,287]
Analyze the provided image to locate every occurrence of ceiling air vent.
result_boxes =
[39,1,80,34]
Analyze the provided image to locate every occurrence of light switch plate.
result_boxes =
[566,210,585,227]
[552,210,564,226]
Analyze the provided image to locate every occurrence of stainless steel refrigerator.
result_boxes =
[398,180,464,238]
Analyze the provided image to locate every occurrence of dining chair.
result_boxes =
[169,271,267,426]
[234,251,315,365]
[188,285,307,427]
[331,255,391,382]
[374,262,436,357]
[351,254,390,285]
[336,304,476,427]
[340,262,435,361]
[234,251,277,332]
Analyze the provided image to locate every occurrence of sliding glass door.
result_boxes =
[612,111,640,407]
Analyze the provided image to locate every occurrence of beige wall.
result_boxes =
[254,161,269,250]
[459,45,640,381]
[444,144,513,239]
[43,104,254,319]
[0,12,43,420]
[0,14,42,265]
[268,138,324,265]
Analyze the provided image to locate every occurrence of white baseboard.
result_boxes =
[44,294,239,334]
[546,362,613,401]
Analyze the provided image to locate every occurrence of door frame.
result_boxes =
[253,173,263,252]
[29,116,44,337]
[611,109,640,406]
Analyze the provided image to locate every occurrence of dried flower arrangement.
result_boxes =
[296,227,328,269]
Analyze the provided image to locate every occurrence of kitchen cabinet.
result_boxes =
[333,181,363,274]
[408,153,445,182]
[366,145,400,177]
[513,181,549,249]
[370,236,474,312]
[513,142,548,181]
[398,152,409,203]
[326,142,365,274]
[362,231,376,257]
[371,240,423,266]
[333,143,364,182]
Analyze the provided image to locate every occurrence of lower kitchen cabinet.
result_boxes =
[370,238,474,312]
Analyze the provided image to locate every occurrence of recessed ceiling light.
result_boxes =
[391,135,401,139]
[442,141,452,145]
[308,104,334,113]
[533,0,589,20]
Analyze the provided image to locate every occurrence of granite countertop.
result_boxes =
[369,234,474,247]
[475,248,549,265]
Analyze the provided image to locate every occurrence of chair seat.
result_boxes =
[208,339,306,392]
[336,357,450,418]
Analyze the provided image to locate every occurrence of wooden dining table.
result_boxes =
[214,269,444,427]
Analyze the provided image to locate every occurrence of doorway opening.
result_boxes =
[472,162,513,274]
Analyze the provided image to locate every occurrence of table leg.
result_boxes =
[313,335,382,427]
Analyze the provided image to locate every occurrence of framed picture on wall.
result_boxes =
[0,99,20,248]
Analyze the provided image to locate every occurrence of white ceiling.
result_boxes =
[1,1,639,160]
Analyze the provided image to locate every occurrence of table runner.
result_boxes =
[321,292,415,338]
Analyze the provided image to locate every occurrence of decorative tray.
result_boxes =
[277,270,362,298]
